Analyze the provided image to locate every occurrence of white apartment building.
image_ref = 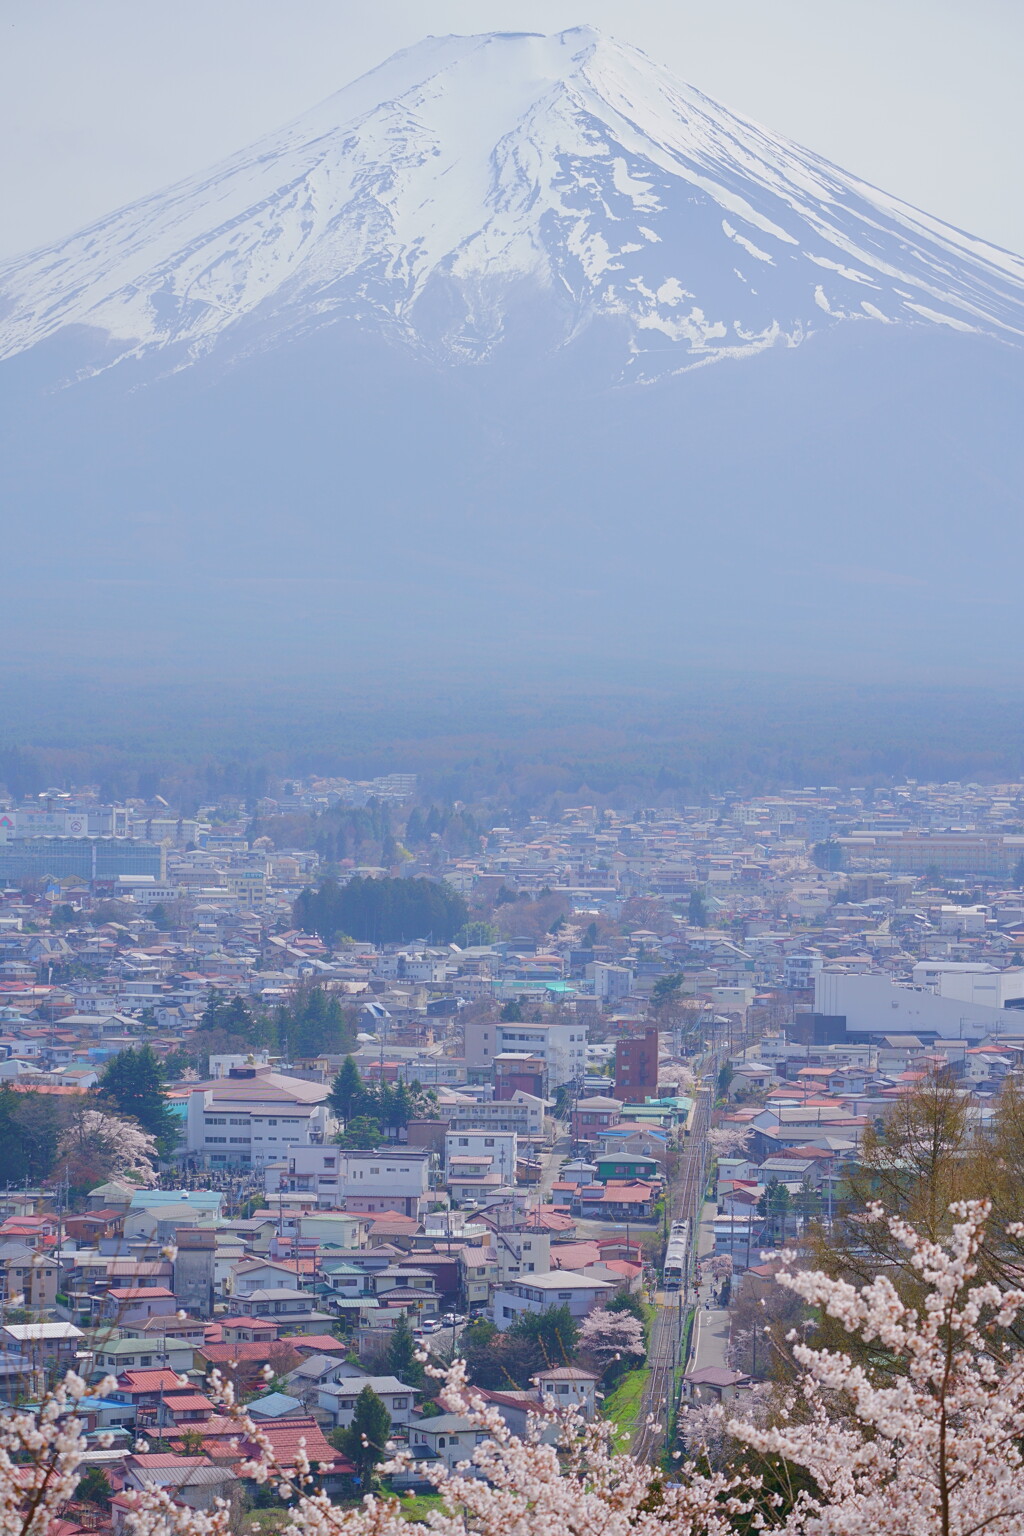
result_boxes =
[184,1068,335,1169]
[446,1092,546,1140]
[465,1019,587,1088]
[445,1129,517,1177]
[815,970,1023,1041]
[492,1271,611,1328]
[937,906,988,936]
[588,962,634,1001]
[373,952,450,983]
[267,1146,433,1218]
[489,1227,550,1284]
[910,962,1024,1007]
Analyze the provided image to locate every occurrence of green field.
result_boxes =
[393,1494,449,1521]
[601,1367,650,1454]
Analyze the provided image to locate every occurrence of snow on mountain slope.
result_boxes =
[2,26,1023,380]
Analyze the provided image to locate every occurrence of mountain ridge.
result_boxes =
[2,27,1022,383]
[2,29,1024,683]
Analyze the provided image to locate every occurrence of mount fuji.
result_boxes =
[1,28,1023,681]
[2,27,1022,379]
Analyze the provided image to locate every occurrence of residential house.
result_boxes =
[408,1413,488,1473]
[492,1271,612,1328]
[571,1096,622,1142]
[575,1181,658,1222]
[92,1335,194,1376]
[232,1288,334,1334]
[317,1372,419,1428]
[535,1365,600,1418]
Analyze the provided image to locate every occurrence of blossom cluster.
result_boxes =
[8,1203,1024,1536]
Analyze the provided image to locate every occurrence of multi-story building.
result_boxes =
[491,1271,612,1328]
[446,1093,546,1140]
[0,836,166,882]
[571,1095,622,1141]
[589,962,634,1001]
[225,869,267,908]
[488,1226,550,1285]
[465,1019,587,1088]
[444,1128,517,1177]
[184,1067,335,1169]
[613,1027,660,1102]
[268,1146,433,1218]
[459,1245,498,1309]
[493,1052,547,1100]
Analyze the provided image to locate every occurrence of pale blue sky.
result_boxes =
[1,0,1020,259]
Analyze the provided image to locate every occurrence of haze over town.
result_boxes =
[1,8,1023,1535]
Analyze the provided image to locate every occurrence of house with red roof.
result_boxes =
[233,1416,353,1495]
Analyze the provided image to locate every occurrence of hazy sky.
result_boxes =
[1,0,1021,260]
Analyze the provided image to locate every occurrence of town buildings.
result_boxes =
[2,771,1024,1514]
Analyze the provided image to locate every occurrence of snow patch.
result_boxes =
[610,158,661,212]
[806,254,877,286]
[722,220,774,263]
[0,26,1020,376]
[902,303,977,332]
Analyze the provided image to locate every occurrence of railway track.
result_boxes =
[631,1085,713,1462]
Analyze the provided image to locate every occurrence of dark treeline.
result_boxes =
[0,1042,178,1194]
[180,985,360,1068]
[327,1056,436,1147]
[294,875,468,944]
[7,678,1024,810]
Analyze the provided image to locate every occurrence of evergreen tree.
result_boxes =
[75,1467,112,1509]
[277,985,357,1059]
[454,920,497,948]
[0,1088,63,1184]
[336,1386,391,1486]
[294,875,467,944]
[688,887,709,926]
[500,999,523,1022]
[336,1115,383,1149]
[812,839,845,872]
[404,807,427,848]
[195,991,266,1044]
[99,1044,178,1153]
[606,1289,647,1328]
[506,1303,579,1367]
[757,1178,793,1244]
[389,1081,414,1131]
[652,973,684,1009]
[372,1081,396,1134]
[385,1312,425,1388]
[328,1056,365,1120]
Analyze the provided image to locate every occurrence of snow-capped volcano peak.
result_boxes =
[2,27,1023,378]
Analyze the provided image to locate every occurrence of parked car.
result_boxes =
[440,1312,466,1326]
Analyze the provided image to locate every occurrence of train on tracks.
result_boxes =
[663,1217,690,1291]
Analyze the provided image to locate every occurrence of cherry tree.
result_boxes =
[9,1204,1024,1536]
[58,1105,157,1186]
[662,1065,699,1096]
[728,1199,1024,1534]
[579,1308,646,1371]
[707,1126,753,1158]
